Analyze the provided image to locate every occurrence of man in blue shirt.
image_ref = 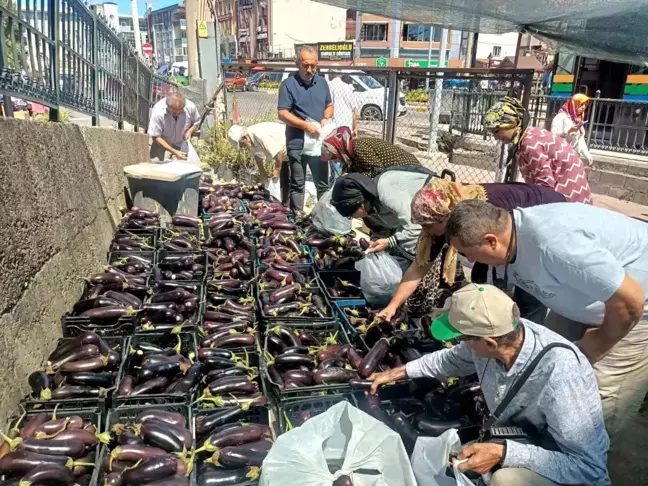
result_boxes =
[445,200,648,485]
[278,46,333,211]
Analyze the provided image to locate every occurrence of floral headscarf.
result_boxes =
[411,179,487,285]
[483,96,528,145]
[559,93,589,130]
[322,126,354,168]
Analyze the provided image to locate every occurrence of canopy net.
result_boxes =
[314,0,648,66]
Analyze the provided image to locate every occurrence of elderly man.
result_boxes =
[278,46,333,211]
[370,284,610,486]
[228,122,290,204]
[148,92,200,160]
[445,200,648,483]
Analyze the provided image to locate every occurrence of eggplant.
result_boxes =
[48,344,100,370]
[0,450,70,475]
[104,472,124,486]
[390,412,419,453]
[121,455,178,484]
[201,425,265,451]
[19,414,48,439]
[137,476,189,486]
[279,345,309,356]
[60,355,108,373]
[130,376,169,396]
[413,415,464,437]
[210,446,267,468]
[137,410,186,428]
[172,215,201,228]
[110,444,167,463]
[207,377,256,396]
[44,429,98,447]
[349,378,373,390]
[17,439,86,458]
[141,421,189,453]
[105,291,142,309]
[197,466,260,486]
[281,369,313,386]
[18,464,76,486]
[269,326,302,347]
[205,367,247,384]
[65,371,113,388]
[195,409,244,438]
[50,385,102,399]
[80,306,132,320]
[28,372,51,400]
[117,430,144,446]
[313,368,358,385]
[358,338,390,378]
[117,375,135,396]
[211,334,255,348]
[274,354,313,367]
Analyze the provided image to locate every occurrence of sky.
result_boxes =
[94,0,181,15]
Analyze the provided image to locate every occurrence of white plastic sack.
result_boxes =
[182,141,201,165]
[410,430,474,486]
[355,252,403,306]
[312,189,352,235]
[260,401,416,486]
[264,177,282,201]
[303,119,337,156]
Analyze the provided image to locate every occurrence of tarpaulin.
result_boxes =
[313,0,648,66]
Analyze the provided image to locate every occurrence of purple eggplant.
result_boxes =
[209,446,267,468]
[136,410,186,428]
[121,454,179,484]
[313,367,358,384]
[110,444,167,463]
[18,438,86,458]
[18,464,76,486]
[141,421,191,453]
[197,466,260,486]
[207,377,256,396]
[130,376,169,396]
[274,354,313,367]
[195,409,245,438]
[0,450,70,475]
[28,371,51,400]
[201,424,266,451]
[358,338,390,378]
[281,369,313,386]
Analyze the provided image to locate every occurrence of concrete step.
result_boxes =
[588,167,648,205]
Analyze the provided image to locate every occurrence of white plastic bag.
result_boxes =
[303,119,337,156]
[260,401,416,486]
[312,189,352,235]
[355,252,403,306]
[264,177,282,201]
[410,430,474,486]
[183,141,201,165]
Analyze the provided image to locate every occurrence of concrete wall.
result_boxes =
[0,119,149,425]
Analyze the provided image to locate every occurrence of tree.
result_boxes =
[1,0,19,69]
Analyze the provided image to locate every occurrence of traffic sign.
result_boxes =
[197,20,209,38]
[375,57,388,67]
[142,43,153,56]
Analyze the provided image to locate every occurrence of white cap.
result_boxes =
[431,284,517,341]
[227,125,248,147]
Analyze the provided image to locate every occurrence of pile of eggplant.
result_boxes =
[156,252,206,281]
[108,253,155,278]
[239,184,268,202]
[111,232,156,252]
[195,348,268,409]
[118,208,161,232]
[102,408,192,485]
[138,282,201,332]
[259,285,330,319]
[167,215,204,239]
[264,326,364,391]
[116,335,200,399]
[158,229,202,252]
[242,201,293,233]
[256,240,310,266]
[28,332,121,401]
[204,230,254,281]
[318,271,363,300]
[0,410,103,486]
[199,179,244,199]
[308,233,366,270]
[202,193,246,215]
[194,409,273,484]
[201,297,256,349]
[206,213,245,233]
[341,305,409,346]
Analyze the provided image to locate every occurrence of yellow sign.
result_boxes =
[197,20,208,38]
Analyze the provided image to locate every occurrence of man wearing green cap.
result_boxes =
[369,284,609,486]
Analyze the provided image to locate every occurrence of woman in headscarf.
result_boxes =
[330,166,432,270]
[484,96,593,204]
[376,178,566,323]
[322,126,421,177]
[550,93,594,165]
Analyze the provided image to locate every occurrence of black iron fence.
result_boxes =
[222,63,534,183]
[0,0,186,128]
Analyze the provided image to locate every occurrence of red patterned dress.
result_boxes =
[517,126,593,204]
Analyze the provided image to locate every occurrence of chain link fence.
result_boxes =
[223,64,534,184]
[0,0,194,129]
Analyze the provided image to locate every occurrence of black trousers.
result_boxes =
[287,149,329,211]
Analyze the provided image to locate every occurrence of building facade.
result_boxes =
[215,0,237,58]
[146,4,188,68]
[118,15,148,51]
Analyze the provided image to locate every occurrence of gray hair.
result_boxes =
[166,91,186,108]
[446,199,509,247]
[297,45,317,59]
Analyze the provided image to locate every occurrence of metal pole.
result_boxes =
[135,57,139,131]
[513,32,523,67]
[470,32,478,68]
[186,0,200,75]
[425,25,433,91]
[586,90,600,146]
[427,27,448,153]
[385,70,398,143]
[131,0,143,54]
[118,41,124,129]
[92,14,100,126]
[354,11,362,61]
[49,0,60,122]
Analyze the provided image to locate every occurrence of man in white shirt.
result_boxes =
[328,74,360,137]
[228,122,289,204]
[148,92,200,160]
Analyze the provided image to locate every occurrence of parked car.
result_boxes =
[279,68,407,121]
[225,72,246,91]
[245,72,283,92]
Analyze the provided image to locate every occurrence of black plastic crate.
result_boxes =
[107,250,157,272]
[4,408,103,485]
[114,332,198,407]
[205,276,255,300]
[317,270,363,301]
[277,395,355,434]
[21,335,128,412]
[261,320,355,402]
[62,315,136,338]
[157,250,208,283]
[101,403,194,485]
[112,228,159,250]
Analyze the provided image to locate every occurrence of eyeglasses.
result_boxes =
[301,63,317,70]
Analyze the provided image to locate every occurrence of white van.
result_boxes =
[279,68,407,121]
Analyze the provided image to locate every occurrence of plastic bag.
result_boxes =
[260,401,416,486]
[264,177,282,202]
[312,189,352,235]
[303,119,337,156]
[181,141,201,165]
[355,252,403,306]
[410,430,474,486]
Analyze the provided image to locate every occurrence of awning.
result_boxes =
[311,0,648,66]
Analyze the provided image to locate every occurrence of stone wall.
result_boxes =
[0,119,149,425]
[587,159,648,206]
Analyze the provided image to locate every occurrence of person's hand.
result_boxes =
[568,125,580,134]
[576,328,613,363]
[353,127,358,138]
[376,305,398,322]
[174,150,187,160]
[366,238,389,254]
[320,118,328,127]
[304,123,321,137]
[456,442,505,475]
[368,369,399,395]
[272,167,281,179]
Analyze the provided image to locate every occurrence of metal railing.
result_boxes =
[0,0,191,129]
[222,63,534,183]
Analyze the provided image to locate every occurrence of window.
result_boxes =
[492,46,502,57]
[402,24,430,42]
[361,23,388,41]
